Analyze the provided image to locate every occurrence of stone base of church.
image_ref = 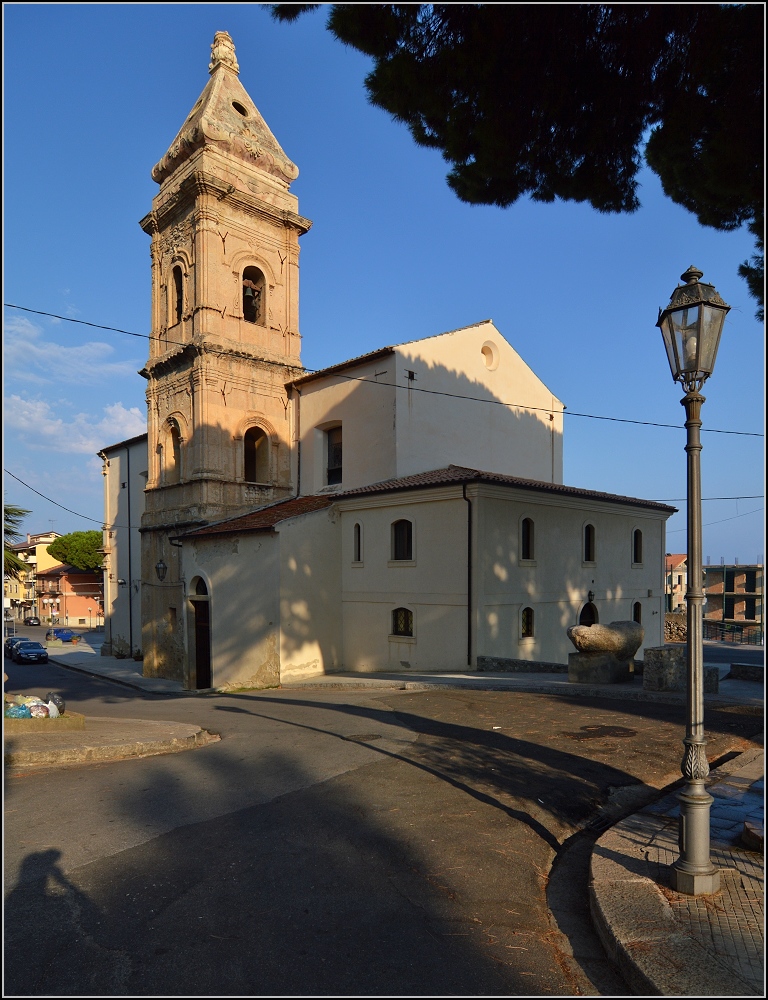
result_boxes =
[568,651,632,684]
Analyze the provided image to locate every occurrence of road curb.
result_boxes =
[4,721,220,768]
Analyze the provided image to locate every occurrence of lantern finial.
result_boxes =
[681,265,703,284]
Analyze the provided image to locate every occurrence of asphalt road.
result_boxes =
[4,652,763,996]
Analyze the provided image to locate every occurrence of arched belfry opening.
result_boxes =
[242,266,265,324]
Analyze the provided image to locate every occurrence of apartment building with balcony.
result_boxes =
[3,531,60,620]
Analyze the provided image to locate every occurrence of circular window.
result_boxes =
[232,101,248,117]
[481,341,499,371]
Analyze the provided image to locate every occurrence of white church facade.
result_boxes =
[100,33,673,689]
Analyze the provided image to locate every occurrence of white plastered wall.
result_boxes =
[278,507,343,681]
[296,357,397,494]
[473,485,668,665]
[184,531,281,689]
[339,490,469,672]
[394,321,564,483]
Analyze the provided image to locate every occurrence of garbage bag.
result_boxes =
[45,692,65,714]
[47,700,60,718]
[5,704,32,718]
[29,703,50,718]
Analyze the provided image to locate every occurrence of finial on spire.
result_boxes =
[209,31,239,74]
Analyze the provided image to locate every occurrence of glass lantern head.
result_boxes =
[656,266,730,391]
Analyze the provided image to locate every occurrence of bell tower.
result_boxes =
[139,31,311,682]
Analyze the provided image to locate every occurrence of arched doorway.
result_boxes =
[579,602,599,626]
[190,578,211,689]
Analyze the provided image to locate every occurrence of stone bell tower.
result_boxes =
[139,31,311,682]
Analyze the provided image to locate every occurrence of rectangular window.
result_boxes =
[326,427,342,485]
[744,597,756,620]
[744,570,757,593]
[725,569,736,592]
[724,596,735,619]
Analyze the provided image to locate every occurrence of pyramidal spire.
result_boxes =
[151,31,298,187]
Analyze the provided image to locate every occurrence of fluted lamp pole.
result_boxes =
[656,265,730,895]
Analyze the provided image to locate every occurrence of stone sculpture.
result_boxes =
[566,620,644,684]
[567,621,644,661]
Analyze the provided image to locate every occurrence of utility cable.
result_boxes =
[5,303,763,438]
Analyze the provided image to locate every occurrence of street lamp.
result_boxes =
[155,559,167,582]
[656,265,730,895]
[88,607,92,630]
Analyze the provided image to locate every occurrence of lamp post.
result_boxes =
[656,265,730,895]
[88,607,92,630]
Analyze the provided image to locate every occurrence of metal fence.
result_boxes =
[703,620,764,645]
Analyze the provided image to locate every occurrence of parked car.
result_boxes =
[4,635,31,658]
[45,628,80,643]
[12,641,49,664]
[23,616,41,626]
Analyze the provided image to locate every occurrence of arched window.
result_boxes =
[521,607,535,638]
[195,577,208,596]
[172,266,183,325]
[392,607,413,637]
[353,523,362,563]
[633,529,643,564]
[392,519,413,561]
[584,524,596,562]
[165,419,182,485]
[579,602,598,625]
[633,601,642,624]
[242,266,265,324]
[521,517,534,560]
[244,427,269,483]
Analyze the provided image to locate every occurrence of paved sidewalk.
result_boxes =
[6,635,764,996]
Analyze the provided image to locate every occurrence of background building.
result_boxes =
[665,553,687,612]
[3,531,61,621]
[703,563,763,642]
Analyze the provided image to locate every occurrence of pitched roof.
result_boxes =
[181,466,676,541]
[287,320,497,388]
[182,495,334,538]
[335,466,678,512]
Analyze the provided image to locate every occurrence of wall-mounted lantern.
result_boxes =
[155,559,168,582]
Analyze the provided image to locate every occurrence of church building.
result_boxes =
[100,32,674,688]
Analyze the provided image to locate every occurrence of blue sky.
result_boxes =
[3,3,764,565]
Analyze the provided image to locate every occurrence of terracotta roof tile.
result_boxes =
[181,466,676,541]
[335,466,678,512]
[182,495,334,538]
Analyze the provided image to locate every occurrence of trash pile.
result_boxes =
[5,691,65,720]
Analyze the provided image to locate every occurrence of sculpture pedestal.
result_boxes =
[568,652,632,684]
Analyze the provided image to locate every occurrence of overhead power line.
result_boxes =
[5,303,763,438]
[5,468,763,535]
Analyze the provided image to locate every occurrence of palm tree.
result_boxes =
[4,497,31,579]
